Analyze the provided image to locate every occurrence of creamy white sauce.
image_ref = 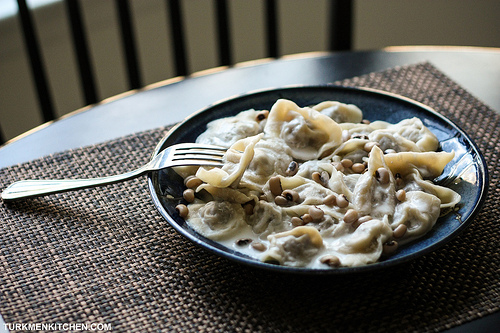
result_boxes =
[175,99,460,269]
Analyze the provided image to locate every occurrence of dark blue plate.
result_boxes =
[148,85,488,274]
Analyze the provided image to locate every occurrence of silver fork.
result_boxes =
[1,143,227,201]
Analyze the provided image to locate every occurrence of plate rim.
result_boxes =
[147,84,489,274]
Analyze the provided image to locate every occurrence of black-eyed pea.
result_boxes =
[301,214,313,224]
[393,224,407,239]
[308,206,324,221]
[175,204,189,218]
[396,189,406,202]
[364,141,380,152]
[269,176,283,196]
[353,215,372,228]
[251,242,267,251]
[321,170,330,184]
[323,194,337,206]
[320,255,341,267]
[375,167,390,185]
[286,161,299,176]
[183,189,195,203]
[274,195,288,206]
[343,209,358,224]
[184,176,203,189]
[382,240,399,255]
[341,158,353,168]
[282,189,300,203]
[236,238,252,246]
[351,163,365,173]
[255,110,269,121]
[312,171,329,186]
[291,217,305,227]
[312,171,321,183]
[336,194,349,208]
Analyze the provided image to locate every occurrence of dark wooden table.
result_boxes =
[1,46,499,332]
[1,46,499,169]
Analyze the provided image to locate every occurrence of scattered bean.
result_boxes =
[301,214,313,224]
[274,195,288,206]
[362,119,371,125]
[308,206,325,221]
[175,204,189,218]
[312,171,330,186]
[375,167,390,185]
[323,194,337,206]
[291,217,305,227]
[351,163,365,173]
[341,158,353,168]
[255,110,269,121]
[184,176,202,189]
[344,209,359,224]
[382,240,399,255]
[269,176,282,196]
[352,215,372,228]
[393,224,407,239]
[183,188,195,202]
[251,242,267,251]
[320,255,341,267]
[396,189,406,202]
[282,189,300,203]
[236,238,252,246]
[336,194,349,208]
[364,141,380,152]
[286,161,299,176]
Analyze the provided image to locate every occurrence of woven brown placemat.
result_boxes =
[0,63,498,332]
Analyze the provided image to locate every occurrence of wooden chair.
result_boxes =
[0,0,353,145]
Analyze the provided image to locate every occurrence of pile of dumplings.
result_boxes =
[174,99,460,268]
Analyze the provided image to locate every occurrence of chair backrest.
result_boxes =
[1,0,353,145]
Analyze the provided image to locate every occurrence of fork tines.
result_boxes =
[171,143,227,167]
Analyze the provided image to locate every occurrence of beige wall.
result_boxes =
[1,0,499,142]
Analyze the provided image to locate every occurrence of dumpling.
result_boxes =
[313,101,363,123]
[247,200,287,235]
[337,217,393,266]
[241,138,294,187]
[262,226,324,267]
[196,109,266,147]
[264,99,343,160]
[187,201,247,240]
[392,191,441,243]
[369,117,439,152]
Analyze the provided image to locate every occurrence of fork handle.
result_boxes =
[1,167,146,201]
